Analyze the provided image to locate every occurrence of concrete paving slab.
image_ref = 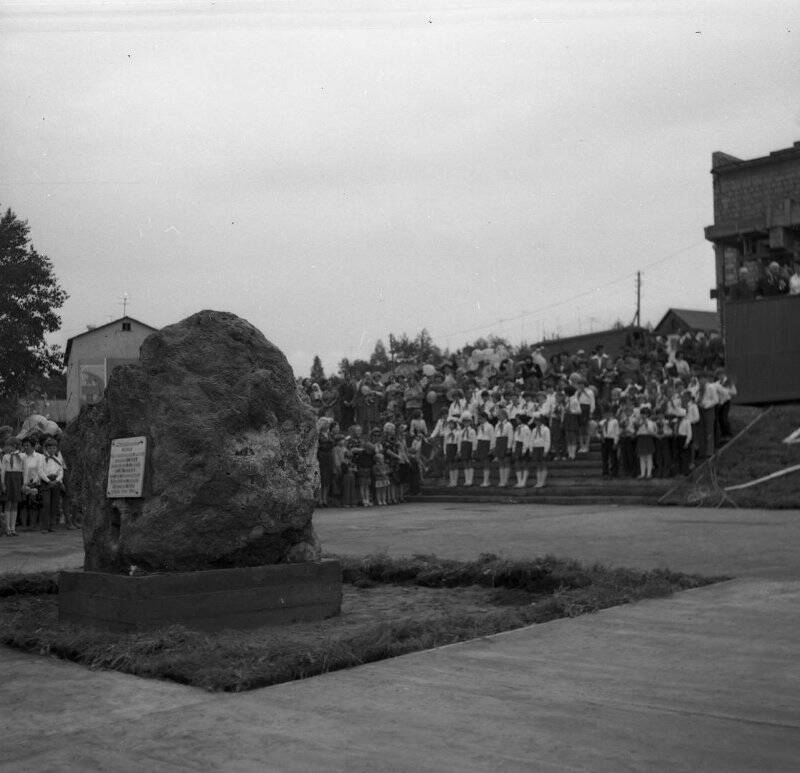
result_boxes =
[3,503,800,771]
[314,502,800,580]
[0,529,83,574]
[4,502,800,579]
[2,578,799,772]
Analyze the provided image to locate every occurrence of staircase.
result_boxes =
[413,441,673,506]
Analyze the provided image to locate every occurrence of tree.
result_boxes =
[0,207,68,399]
[369,339,390,371]
[415,328,441,363]
[310,354,325,383]
[388,332,413,362]
[487,335,512,350]
[338,357,370,379]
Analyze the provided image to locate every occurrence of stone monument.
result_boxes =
[59,310,341,631]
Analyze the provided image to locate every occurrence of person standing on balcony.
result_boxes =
[789,257,800,295]
[729,266,755,301]
[757,261,788,297]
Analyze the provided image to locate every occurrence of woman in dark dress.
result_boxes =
[339,376,357,430]
[316,418,335,507]
[351,428,378,507]
[1,436,24,536]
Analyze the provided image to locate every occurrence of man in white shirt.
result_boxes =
[674,352,691,377]
[589,345,610,376]
[697,377,718,459]
[714,372,738,440]
[20,436,45,530]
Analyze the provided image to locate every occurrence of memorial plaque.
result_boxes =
[107,437,147,498]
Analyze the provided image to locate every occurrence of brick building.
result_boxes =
[705,140,800,300]
[704,141,800,403]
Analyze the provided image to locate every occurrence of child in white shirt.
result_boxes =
[493,410,514,488]
[39,437,65,532]
[513,416,532,488]
[529,415,551,488]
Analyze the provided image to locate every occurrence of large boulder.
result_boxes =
[65,310,320,573]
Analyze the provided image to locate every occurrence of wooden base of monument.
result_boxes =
[58,560,342,632]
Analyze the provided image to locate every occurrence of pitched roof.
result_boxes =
[655,308,720,333]
[64,316,158,366]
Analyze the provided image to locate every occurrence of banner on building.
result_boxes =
[79,363,106,406]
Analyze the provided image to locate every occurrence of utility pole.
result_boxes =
[632,272,641,327]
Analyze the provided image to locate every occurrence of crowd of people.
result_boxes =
[727,256,800,300]
[0,330,735,528]
[0,432,73,536]
[303,330,733,498]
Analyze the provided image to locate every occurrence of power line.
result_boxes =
[439,240,705,342]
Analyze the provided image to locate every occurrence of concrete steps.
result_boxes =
[411,493,661,506]
[415,479,671,505]
[416,440,677,505]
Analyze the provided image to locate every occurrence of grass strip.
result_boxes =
[0,554,721,692]
[0,571,59,597]
[336,551,715,596]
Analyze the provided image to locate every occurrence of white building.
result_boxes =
[64,316,158,422]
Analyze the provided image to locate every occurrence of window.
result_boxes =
[122,322,131,332]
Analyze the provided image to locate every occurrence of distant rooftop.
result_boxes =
[656,308,720,333]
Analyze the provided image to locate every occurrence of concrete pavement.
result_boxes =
[0,528,83,574]
[314,502,800,579]
[4,502,800,578]
[2,503,800,771]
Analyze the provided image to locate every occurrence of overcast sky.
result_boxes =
[3,0,800,377]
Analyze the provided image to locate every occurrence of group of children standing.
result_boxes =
[0,434,69,536]
[434,410,552,489]
[597,402,695,479]
[316,418,421,508]
[419,374,714,487]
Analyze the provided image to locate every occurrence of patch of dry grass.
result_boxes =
[0,571,58,597]
[0,555,720,692]
[663,404,800,508]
